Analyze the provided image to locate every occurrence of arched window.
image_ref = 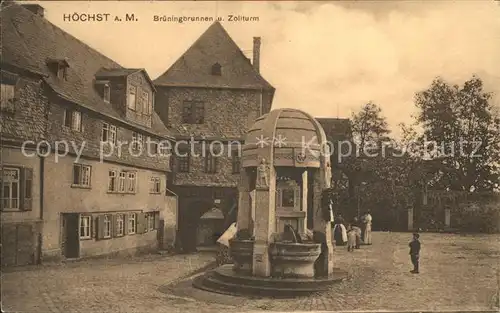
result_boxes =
[211,63,222,76]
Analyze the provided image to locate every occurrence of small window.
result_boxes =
[72,164,91,187]
[132,132,143,151]
[103,84,111,103]
[1,167,20,210]
[0,84,15,112]
[159,141,171,157]
[118,172,126,192]
[204,152,218,174]
[182,101,204,124]
[177,149,190,173]
[127,172,136,193]
[211,63,222,76]
[142,91,149,114]
[79,215,92,239]
[103,215,112,238]
[63,109,82,132]
[101,122,117,145]
[128,86,137,110]
[108,170,117,192]
[148,136,158,154]
[128,213,137,234]
[147,213,155,231]
[150,177,161,194]
[57,65,68,80]
[115,214,125,236]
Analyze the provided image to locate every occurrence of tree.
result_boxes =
[414,76,500,192]
[351,101,390,150]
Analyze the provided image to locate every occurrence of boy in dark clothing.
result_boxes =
[409,233,421,274]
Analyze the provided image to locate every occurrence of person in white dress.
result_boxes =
[362,211,373,245]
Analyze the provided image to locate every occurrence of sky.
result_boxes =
[25,0,500,137]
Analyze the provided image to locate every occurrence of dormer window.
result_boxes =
[103,84,110,103]
[46,58,69,80]
[95,80,111,103]
[211,63,222,76]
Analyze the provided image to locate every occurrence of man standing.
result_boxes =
[409,233,421,274]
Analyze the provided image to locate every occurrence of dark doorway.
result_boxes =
[178,200,212,253]
[62,213,80,258]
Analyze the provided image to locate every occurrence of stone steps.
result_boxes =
[192,264,348,298]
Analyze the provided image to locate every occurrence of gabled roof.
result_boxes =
[0,3,171,138]
[154,21,274,90]
[316,117,352,142]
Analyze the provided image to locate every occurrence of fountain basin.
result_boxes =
[229,239,254,274]
[270,242,321,278]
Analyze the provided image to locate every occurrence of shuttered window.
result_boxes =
[1,166,33,211]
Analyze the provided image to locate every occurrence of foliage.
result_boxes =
[351,101,390,149]
[413,76,500,192]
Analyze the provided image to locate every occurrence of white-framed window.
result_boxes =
[128,213,137,234]
[128,86,137,110]
[150,177,161,194]
[147,213,155,231]
[103,83,111,103]
[116,214,124,236]
[132,132,143,151]
[103,215,112,238]
[79,215,92,239]
[72,163,91,187]
[101,122,117,145]
[63,109,82,131]
[142,90,149,114]
[1,167,20,210]
[108,170,117,192]
[148,136,159,155]
[127,172,136,193]
[118,172,126,192]
[159,141,171,157]
[1,84,15,111]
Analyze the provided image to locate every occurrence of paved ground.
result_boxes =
[2,232,499,312]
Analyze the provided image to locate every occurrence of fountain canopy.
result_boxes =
[242,108,330,168]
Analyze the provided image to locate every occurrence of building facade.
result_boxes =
[1,3,177,266]
[153,22,275,251]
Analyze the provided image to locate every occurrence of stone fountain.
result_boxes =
[193,108,348,297]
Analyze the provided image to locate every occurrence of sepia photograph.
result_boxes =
[1,1,499,312]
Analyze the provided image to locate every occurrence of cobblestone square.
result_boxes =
[2,232,499,312]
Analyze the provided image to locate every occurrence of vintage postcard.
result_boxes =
[1,1,499,313]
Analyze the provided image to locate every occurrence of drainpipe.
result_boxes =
[37,154,45,264]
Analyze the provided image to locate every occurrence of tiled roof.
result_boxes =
[316,118,352,142]
[0,3,172,138]
[154,21,274,90]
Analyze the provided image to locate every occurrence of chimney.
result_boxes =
[22,4,45,17]
[252,37,261,74]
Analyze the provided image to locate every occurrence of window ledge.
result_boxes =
[127,232,137,235]
[79,237,92,241]
[149,191,161,195]
[71,184,91,189]
[107,191,137,195]
[1,209,22,212]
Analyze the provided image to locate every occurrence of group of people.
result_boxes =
[332,211,373,251]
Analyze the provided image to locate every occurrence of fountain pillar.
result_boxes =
[301,169,308,234]
[312,165,334,276]
[252,159,276,277]
[237,168,251,231]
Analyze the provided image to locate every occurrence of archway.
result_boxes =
[178,200,213,253]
